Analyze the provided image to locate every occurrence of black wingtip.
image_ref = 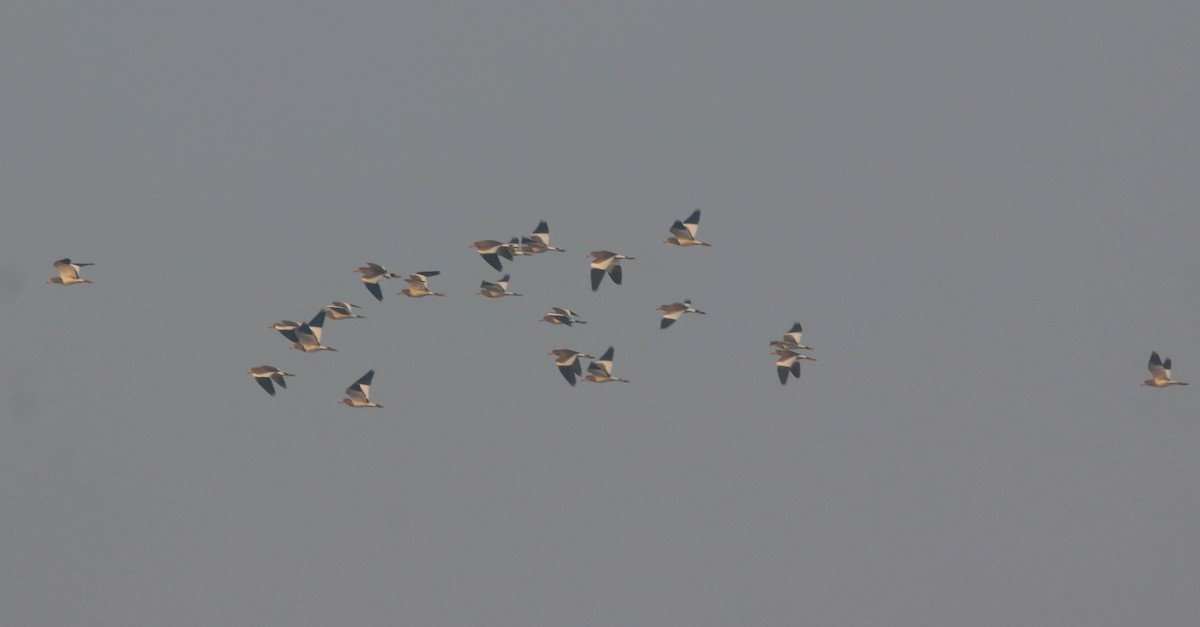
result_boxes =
[365,282,384,301]
[686,209,701,223]
[255,377,276,396]
[482,254,503,272]
[590,268,603,291]
[660,318,673,329]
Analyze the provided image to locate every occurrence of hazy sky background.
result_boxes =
[2,2,1198,625]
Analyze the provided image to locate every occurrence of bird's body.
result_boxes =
[355,263,398,301]
[471,240,515,272]
[478,274,522,298]
[341,369,383,407]
[588,250,634,291]
[549,349,595,386]
[325,302,365,319]
[774,349,815,385]
[48,258,94,285]
[249,365,295,396]
[584,346,629,383]
[399,271,444,297]
[657,299,706,329]
[664,209,711,247]
[1142,351,1188,387]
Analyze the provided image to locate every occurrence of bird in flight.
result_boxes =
[656,299,706,329]
[549,349,595,386]
[770,322,813,352]
[355,263,399,301]
[1142,351,1188,387]
[325,302,365,319]
[48,258,95,285]
[539,307,587,326]
[470,240,515,272]
[774,349,815,385]
[588,250,634,291]
[270,320,302,344]
[341,370,383,407]
[398,271,445,297]
[520,220,565,254]
[664,209,710,247]
[478,274,522,298]
[584,346,629,383]
[290,310,337,352]
[249,365,294,396]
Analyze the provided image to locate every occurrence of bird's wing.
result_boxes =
[669,220,693,241]
[530,220,550,245]
[1148,352,1170,382]
[308,310,327,342]
[682,209,701,238]
[608,264,623,285]
[481,253,503,272]
[346,370,374,401]
[255,377,277,395]
[54,259,81,280]
[558,364,577,386]
[593,347,615,375]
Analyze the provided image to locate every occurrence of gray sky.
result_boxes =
[2,2,1199,625]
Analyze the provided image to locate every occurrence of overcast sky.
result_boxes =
[2,2,1198,626]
